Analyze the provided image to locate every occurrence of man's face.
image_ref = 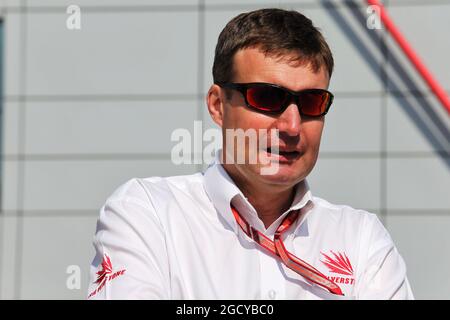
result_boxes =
[218,47,330,189]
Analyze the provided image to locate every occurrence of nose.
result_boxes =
[275,102,301,137]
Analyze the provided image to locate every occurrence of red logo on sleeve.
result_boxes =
[320,251,355,286]
[88,254,126,298]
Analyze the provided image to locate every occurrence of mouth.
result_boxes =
[265,147,301,162]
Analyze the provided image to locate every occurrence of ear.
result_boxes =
[206,84,225,128]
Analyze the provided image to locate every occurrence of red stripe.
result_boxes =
[367,0,450,115]
[274,234,343,295]
[230,205,343,296]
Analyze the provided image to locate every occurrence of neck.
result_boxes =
[223,164,296,229]
[244,185,295,229]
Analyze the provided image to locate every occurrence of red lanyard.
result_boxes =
[231,204,343,296]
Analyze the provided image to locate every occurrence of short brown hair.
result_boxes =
[212,8,334,84]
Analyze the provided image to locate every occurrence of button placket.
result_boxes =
[258,237,285,300]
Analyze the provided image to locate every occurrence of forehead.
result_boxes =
[232,47,330,91]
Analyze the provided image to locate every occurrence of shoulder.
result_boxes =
[105,172,205,205]
[101,173,207,224]
[96,173,206,234]
[139,172,205,194]
[312,196,378,222]
[311,196,392,246]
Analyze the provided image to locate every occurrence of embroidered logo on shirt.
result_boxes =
[320,251,355,286]
[88,254,126,298]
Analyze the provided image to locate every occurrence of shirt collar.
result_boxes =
[203,149,314,237]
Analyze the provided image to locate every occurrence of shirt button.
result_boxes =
[268,290,277,299]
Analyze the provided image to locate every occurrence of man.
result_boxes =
[88,8,413,300]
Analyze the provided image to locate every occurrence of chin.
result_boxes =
[254,163,306,186]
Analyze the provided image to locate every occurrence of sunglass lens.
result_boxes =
[246,86,288,112]
[299,91,330,116]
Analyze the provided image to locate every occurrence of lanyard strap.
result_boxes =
[230,204,343,296]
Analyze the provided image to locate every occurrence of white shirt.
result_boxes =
[87,150,414,300]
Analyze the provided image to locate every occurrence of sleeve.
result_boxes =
[87,179,170,299]
[355,215,414,300]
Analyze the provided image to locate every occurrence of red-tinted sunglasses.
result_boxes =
[216,82,334,117]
